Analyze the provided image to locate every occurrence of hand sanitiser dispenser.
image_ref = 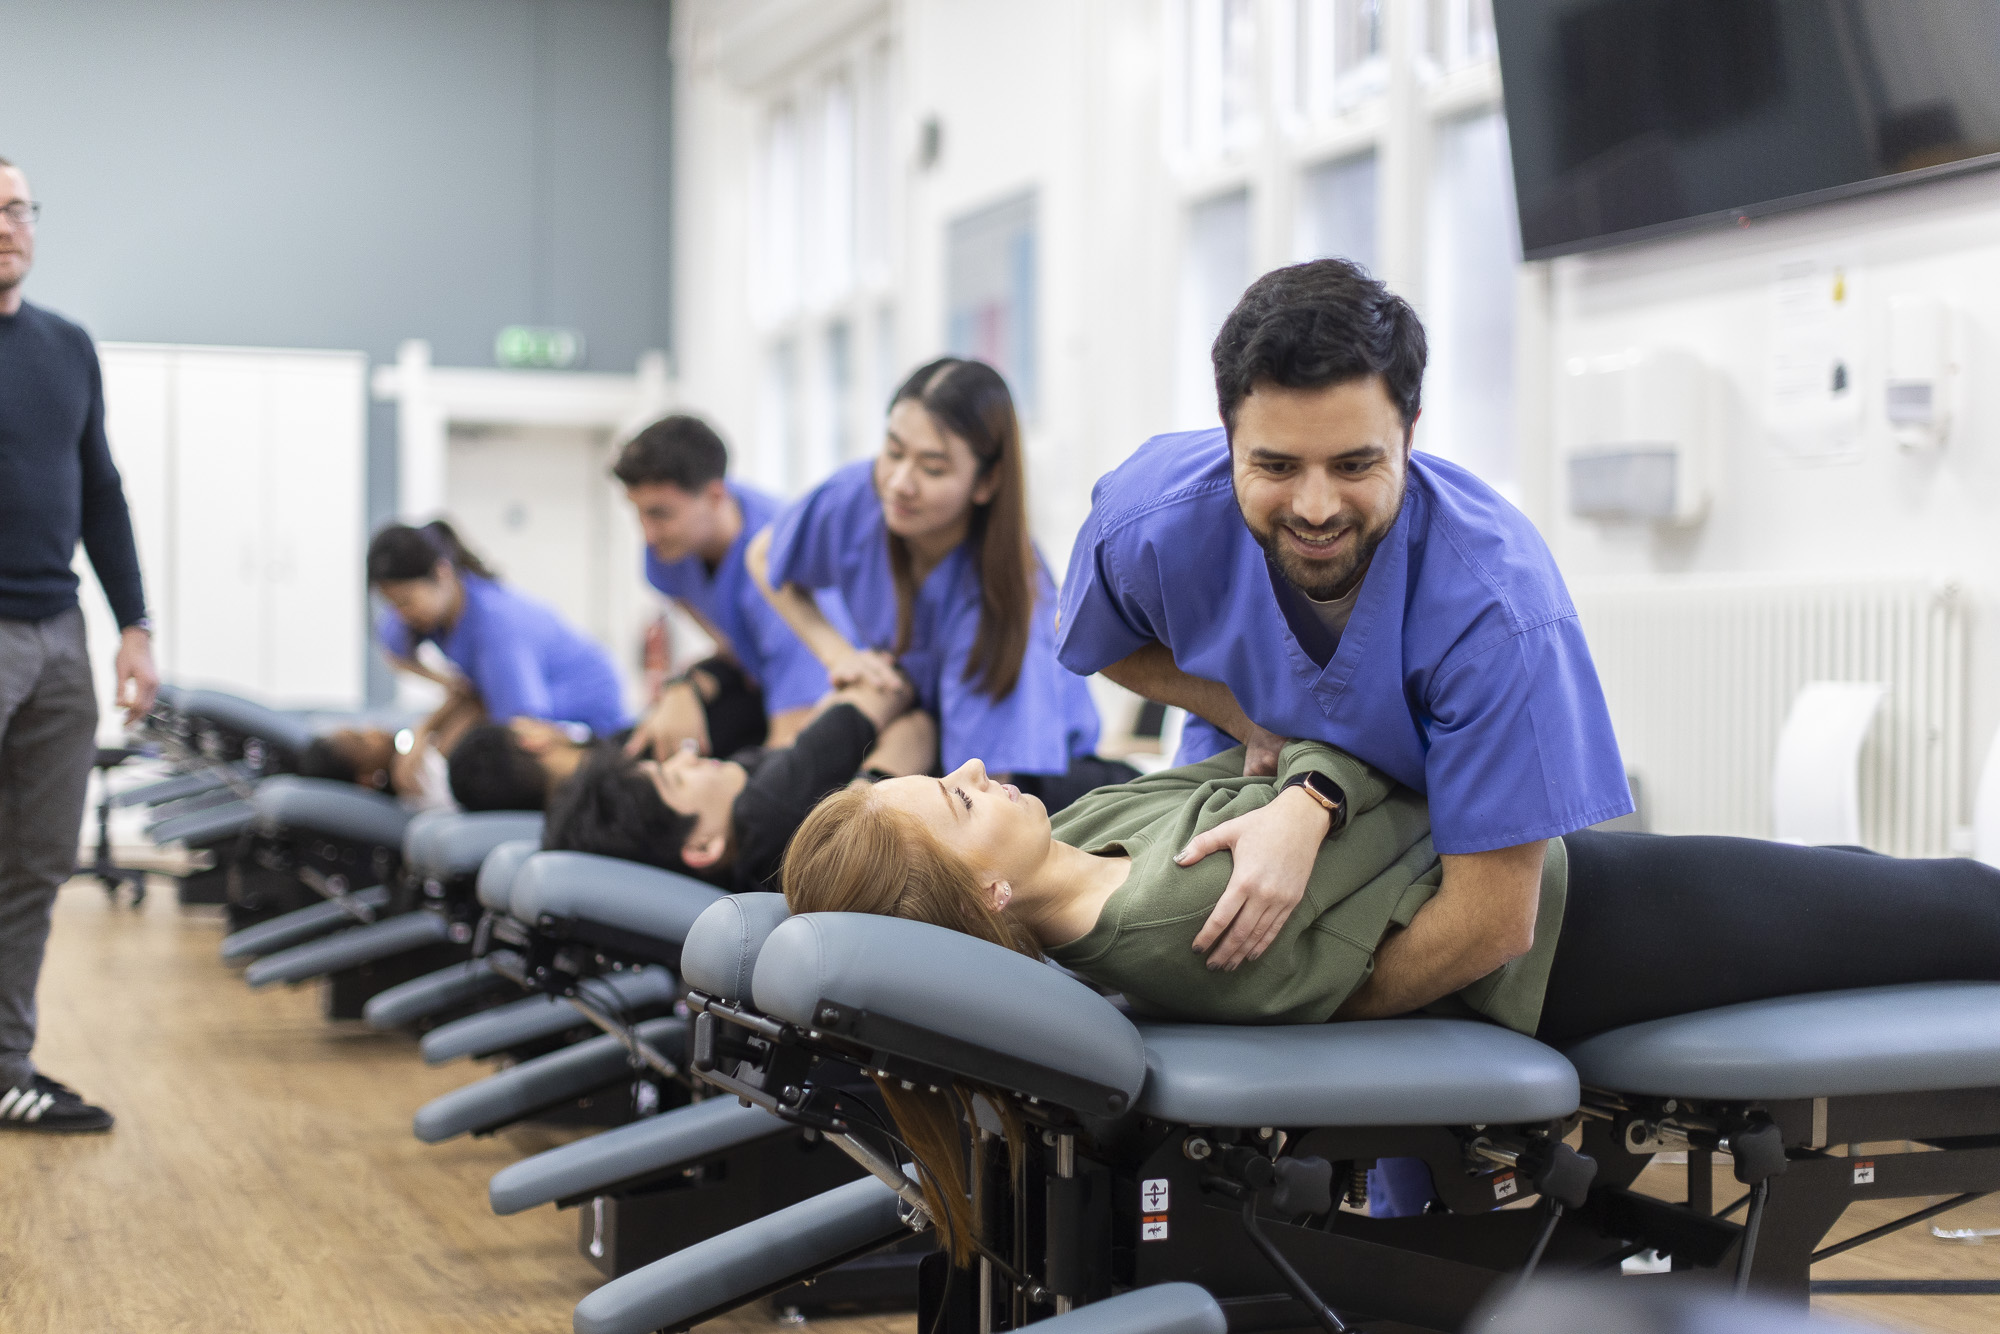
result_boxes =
[1885,291,1959,452]
[1563,348,1712,527]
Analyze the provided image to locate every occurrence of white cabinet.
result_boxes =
[81,344,367,725]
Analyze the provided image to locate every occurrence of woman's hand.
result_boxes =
[829,647,906,696]
[1178,785,1332,970]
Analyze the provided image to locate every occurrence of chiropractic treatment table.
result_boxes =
[471,870,2000,1334]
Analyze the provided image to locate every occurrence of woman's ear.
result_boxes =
[681,831,729,871]
[987,880,1012,912]
[971,467,1001,507]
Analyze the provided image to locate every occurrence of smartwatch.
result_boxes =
[1279,770,1349,837]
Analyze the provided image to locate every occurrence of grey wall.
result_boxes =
[2,0,673,701]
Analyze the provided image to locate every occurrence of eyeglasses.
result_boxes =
[0,201,41,228]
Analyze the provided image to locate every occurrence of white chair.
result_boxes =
[1973,726,2000,869]
[1770,681,1887,846]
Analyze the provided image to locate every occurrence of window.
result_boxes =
[758,339,799,493]
[754,104,802,327]
[1176,189,1252,429]
[820,319,853,472]
[1421,111,1521,491]
[1291,0,1387,120]
[1425,0,1496,74]
[810,77,856,305]
[872,303,899,430]
[946,190,1039,422]
[1172,0,1263,160]
[1296,151,1378,272]
[746,31,899,489]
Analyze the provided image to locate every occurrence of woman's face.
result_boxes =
[873,400,997,547]
[376,561,456,634]
[874,758,1049,887]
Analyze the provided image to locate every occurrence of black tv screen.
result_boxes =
[1494,0,2000,259]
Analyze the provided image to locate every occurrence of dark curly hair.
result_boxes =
[1211,258,1427,434]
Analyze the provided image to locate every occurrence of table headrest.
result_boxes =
[753,914,1147,1116]
[252,776,413,849]
[181,688,315,755]
[409,811,545,879]
[682,894,791,1001]
[477,840,542,913]
[509,851,727,949]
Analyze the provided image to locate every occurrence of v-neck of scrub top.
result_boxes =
[1256,495,1413,734]
[1271,565,1364,669]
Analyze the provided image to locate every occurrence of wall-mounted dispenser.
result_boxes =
[1885,292,1959,451]
[1562,348,1711,526]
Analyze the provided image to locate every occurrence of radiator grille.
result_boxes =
[1570,575,1967,856]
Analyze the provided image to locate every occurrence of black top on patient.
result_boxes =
[546,701,879,891]
[0,302,146,626]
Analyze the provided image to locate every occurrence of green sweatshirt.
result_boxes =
[1044,742,1567,1035]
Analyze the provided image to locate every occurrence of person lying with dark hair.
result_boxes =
[444,655,769,812]
[544,677,936,891]
[297,684,483,809]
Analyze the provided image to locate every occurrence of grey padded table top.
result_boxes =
[1565,982,2000,1099]
[509,851,726,949]
[408,811,545,880]
[681,894,790,1002]
[253,776,412,849]
[1138,1019,1580,1128]
[754,913,1149,1113]
[476,841,542,914]
[180,688,315,755]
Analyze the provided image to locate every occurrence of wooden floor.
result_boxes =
[4,877,1998,1332]
[0,878,914,1334]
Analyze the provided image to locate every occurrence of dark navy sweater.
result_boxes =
[0,301,147,627]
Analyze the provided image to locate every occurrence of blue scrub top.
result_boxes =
[765,460,1100,776]
[377,572,629,736]
[643,481,849,714]
[1056,429,1631,854]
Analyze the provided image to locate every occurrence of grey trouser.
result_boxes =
[0,608,98,1090]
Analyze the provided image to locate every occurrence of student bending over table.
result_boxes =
[784,743,2000,1046]
[544,678,936,893]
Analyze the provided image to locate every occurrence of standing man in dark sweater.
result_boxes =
[0,156,158,1133]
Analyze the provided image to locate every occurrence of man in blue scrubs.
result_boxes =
[1059,256,1629,1010]
[614,415,841,759]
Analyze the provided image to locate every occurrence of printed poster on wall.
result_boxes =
[1767,256,1863,462]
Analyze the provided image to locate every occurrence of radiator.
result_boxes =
[1569,575,1967,856]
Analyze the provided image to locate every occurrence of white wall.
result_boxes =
[1533,167,2000,798]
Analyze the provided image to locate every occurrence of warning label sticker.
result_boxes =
[1493,1172,1519,1201]
[1853,1161,1875,1185]
[1141,1178,1170,1212]
[1141,1219,1169,1241]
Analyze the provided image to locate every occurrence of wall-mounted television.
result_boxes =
[1494,0,2000,259]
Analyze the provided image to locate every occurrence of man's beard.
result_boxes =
[1245,489,1405,602]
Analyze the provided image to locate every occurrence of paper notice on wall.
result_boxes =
[1768,257,1863,461]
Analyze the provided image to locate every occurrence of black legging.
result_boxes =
[1535,830,2000,1046]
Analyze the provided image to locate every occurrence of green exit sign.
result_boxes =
[495,326,585,369]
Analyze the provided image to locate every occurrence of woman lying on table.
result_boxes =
[783,742,2000,1048]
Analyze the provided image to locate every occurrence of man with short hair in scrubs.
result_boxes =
[613,413,849,759]
[1057,259,1631,1213]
